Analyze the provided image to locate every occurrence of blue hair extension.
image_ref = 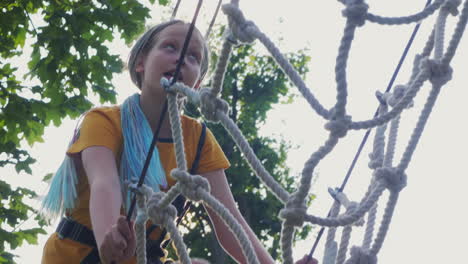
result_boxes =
[120,94,167,211]
[41,142,79,220]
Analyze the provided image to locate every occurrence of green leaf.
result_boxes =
[42,173,53,183]
[14,26,27,48]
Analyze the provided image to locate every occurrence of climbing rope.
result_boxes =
[132,0,468,263]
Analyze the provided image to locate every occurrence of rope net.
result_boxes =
[132,0,468,263]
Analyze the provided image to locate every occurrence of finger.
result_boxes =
[110,225,127,258]
[116,217,136,259]
[123,232,136,259]
[99,235,113,264]
[123,224,136,259]
[117,216,132,242]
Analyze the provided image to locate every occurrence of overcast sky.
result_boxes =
[5,0,468,263]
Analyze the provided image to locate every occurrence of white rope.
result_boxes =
[133,0,468,263]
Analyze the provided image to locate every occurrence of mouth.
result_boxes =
[163,71,183,82]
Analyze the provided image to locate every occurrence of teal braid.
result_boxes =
[120,93,167,212]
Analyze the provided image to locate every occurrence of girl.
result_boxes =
[41,20,316,264]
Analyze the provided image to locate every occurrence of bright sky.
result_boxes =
[4,0,468,263]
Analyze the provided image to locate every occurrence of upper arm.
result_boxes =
[82,146,120,189]
[202,169,238,210]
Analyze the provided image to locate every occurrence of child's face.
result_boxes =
[136,23,205,93]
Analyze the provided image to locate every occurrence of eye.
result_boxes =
[164,43,176,51]
[187,51,201,64]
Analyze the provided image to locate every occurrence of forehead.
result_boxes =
[157,23,204,49]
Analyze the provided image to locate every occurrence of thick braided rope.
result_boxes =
[163,82,292,204]
[280,135,346,263]
[442,0,468,65]
[280,135,342,263]
[359,103,389,251]
[135,187,149,264]
[349,66,430,130]
[397,2,456,171]
[435,10,450,59]
[333,0,372,118]
[133,1,468,263]
[368,103,388,170]
[211,35,235,96]
[331,20,355,119]
[362,202,378,251]
[369,192,400,256]
[334,192,364,227]
[222,3,331,120]
[304,183,385,227]
[336,225,353,264]
[200,190,260,264]
[322,201,341,264]
[397,68,446,171]
[366,0,444,25]
[217,112,291,203]
[154,85,258,263]
[167,93,188,171]
[383,117,400,167]
[335,200,362,264]
[344,246,377,264]
[147,191,191,264]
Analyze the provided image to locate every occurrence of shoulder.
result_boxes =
[86,105,121,121]
[181,115,203,136]
[81,106,122,130]
[181,115,202,128]
[68,105,122,156]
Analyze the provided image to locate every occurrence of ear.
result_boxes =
[135,55,145,73]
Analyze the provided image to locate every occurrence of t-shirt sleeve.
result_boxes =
[196,127,230,174]
[67,109,122,157]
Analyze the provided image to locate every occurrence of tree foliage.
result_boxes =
[181,43,312,262]
[0,0,169,262]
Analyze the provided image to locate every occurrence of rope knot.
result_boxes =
[368,151,383,170]
[374,167,407,193]
[279,197,307,227]
[200,88,230,123]
[377,85,413,109]
[128,183,153,224]
[420,58,453,86]
[222,4,258,44]
[346,202,365,226]
[342,0,369,27]
[171,169,210,202]
[442,0,461,16]
[160,77,174,93]
[147,192,177,226]
[344,246,377,264]
[325,115,351,138]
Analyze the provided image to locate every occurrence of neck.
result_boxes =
[139,90,173,138]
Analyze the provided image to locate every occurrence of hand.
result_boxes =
[99,216,136,264]
[295,254,318,264]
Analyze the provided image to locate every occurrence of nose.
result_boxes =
[175,57,186,66]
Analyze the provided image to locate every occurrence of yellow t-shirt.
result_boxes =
[42,106,230,264]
